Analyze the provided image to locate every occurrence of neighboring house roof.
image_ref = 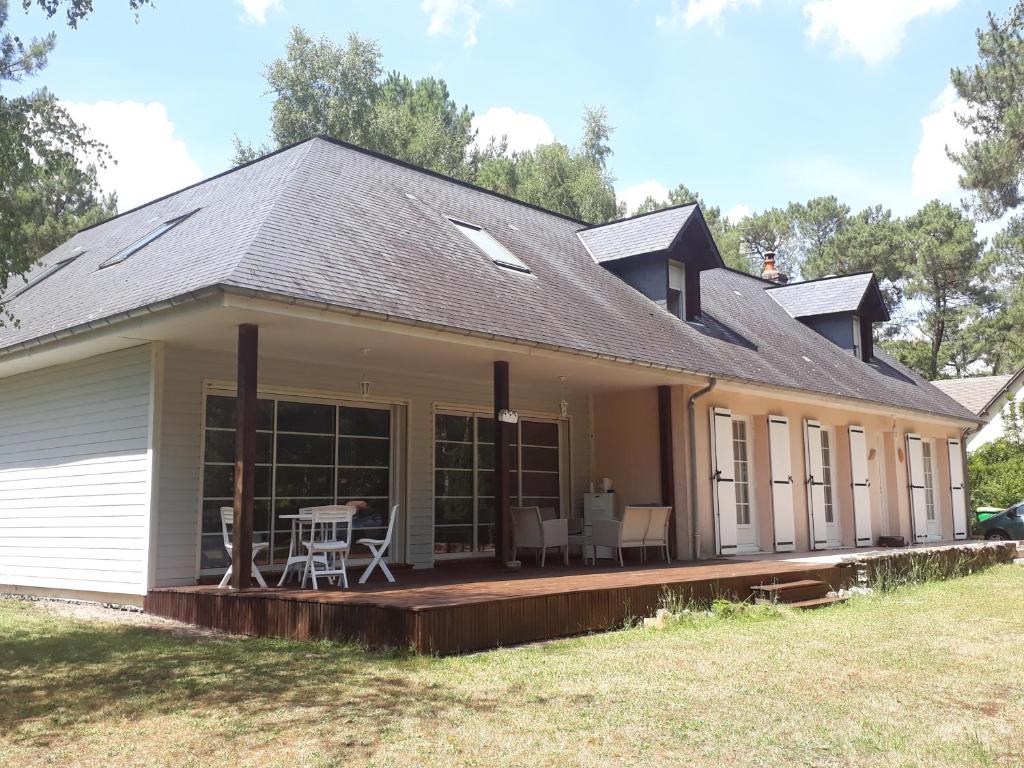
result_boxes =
[931,367,1024,418]
[766,272,890,322]
[578,204,698,263]
[0,136,977,423]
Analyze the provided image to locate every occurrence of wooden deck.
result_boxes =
[145,557,849,654]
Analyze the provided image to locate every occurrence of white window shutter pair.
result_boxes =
[709,407,738,554]
[947,438,968,540]
[847,426,873,547]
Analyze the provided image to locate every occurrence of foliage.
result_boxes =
[950,2,1024,219]
[968,434,1024,509]
[0,0,119,301]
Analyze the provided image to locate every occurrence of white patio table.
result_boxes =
[277,506,356,586]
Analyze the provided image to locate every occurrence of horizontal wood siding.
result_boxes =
[0,345,155,595]
[155,344,591,586]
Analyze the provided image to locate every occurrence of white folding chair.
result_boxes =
[301,505,354,590]
[357,504,399,584]
[217,506,269,588]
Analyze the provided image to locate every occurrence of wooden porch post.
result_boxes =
[494,361,512,565]
[658,385,677,559]
[232,324,258,590]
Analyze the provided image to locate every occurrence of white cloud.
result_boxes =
[911,85,972,204]
[803,0,959,65]
[656,0,760,30]
[617,179,671,214]
[422,0,482,47]
[726,203,752,222]
[61,101,204,212]
[471,107,554,153]
[236,0,282,25]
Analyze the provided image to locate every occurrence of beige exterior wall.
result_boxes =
[593,382,969,559]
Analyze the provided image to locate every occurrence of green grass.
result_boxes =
[2,565,1023,767]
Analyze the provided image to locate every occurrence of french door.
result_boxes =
[199,392,398,573]
[433,411,563,556]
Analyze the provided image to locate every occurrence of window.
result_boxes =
[450,218,530,273]
[851,315,861,358]
[200,393,395,571]
[99,210,197,268]
[820,430,835,524]
[2,253,79,302]
[434,412,562,555]
[732,419,751,526]
[922,441,937,521]
[668,260,686,319]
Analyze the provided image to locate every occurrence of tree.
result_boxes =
[235,28,475,179]
[1,0,124,300]
[979,213,1024,373]
[950,2,1024,219]
[969,436,1024,509]
[903,201,987,379]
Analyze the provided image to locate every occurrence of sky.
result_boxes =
[6,0,1003,223]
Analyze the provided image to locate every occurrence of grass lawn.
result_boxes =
[1,565,1022,768]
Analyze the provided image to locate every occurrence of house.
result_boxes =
[932,367,1024,451]
[0,136,980,608]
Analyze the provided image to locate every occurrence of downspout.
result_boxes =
[687,377,717,561]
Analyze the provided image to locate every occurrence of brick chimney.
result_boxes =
[761,252,788,284]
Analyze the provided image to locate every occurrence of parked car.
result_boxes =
[977,502,1024,541]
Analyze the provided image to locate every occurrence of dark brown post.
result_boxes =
[232,324,258,590]
[494,361,512,565]
[657,385,677,559]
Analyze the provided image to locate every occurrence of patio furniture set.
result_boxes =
[219,503,672,590]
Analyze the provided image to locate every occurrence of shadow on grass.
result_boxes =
[0,614,498,748]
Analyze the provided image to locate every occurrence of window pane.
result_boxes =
[340,407,390,437]
[205,430,272,463]
[435,469,473,498]
[435,414,472,442]
[277,433,334,465]
[338,467,390,499]
[521,471,559,497]
[436,498,474,524]
[203,465,271,498]
[476,525,496,551]
[521,421,558,446]
[522,446,558,472]
[434,525,474,554]
[477,497,495,524]
[353,498,389,531]
[521,498,559,515]
[277,401,334,433]
[341,437,390,467]
[476,417,495,444]
[275,466,333,497]
[205,395,273,430]
[436,441,473,469]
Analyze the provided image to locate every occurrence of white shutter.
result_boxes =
[947,438,968,540]
[804,419,828,550]
[906,433,929,543]
[710,407,738,555]
[848,426,873,547]
[768,416,796,552]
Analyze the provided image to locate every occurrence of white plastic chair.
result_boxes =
[590,507,650,566]
[643,506,673,562]
[217,506,269,588]
[357,504,399,584]
[301,505,355,590]
[511,506,569,566]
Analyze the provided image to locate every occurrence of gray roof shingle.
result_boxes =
[577,204,697,263]
[930,374,1016,415]
[0,137,977,423]
[766,273,879,318]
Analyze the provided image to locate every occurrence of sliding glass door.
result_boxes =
[200,392,397,572]
[433,411,563,556]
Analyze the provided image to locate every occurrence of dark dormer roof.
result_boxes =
[765,272,890,322]
[578,204,701,263]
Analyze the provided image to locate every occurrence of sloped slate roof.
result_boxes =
[931,373,1017,416]
[767,273,878,318]
[0,136,976,422]
[577,204,697,263]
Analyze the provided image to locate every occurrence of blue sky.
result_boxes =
[8,0,999,220]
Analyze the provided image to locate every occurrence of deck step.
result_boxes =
[785,595,850,610]
[751,579,824,593]
[751,579,831,604]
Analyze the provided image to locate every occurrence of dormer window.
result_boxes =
[450,218,530,274]
[668,260,685,319]
[851,315,861,359]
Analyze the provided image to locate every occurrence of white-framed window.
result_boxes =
[434,410,562,556]
[668,260,686,319]
[732,418,752,525]
[922,440,937,521]
[199,392,398,572]
[851,315,861,358]
[820,429,835,524]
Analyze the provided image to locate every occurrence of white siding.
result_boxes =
[0,345,156,596]
[155,344,591,585]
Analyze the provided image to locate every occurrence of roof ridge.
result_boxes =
[577,201,698,232]
[765,270,875,291]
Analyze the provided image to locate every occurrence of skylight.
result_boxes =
[2,254,80,302]
[98,210,198,269]
[450,218,530,273]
